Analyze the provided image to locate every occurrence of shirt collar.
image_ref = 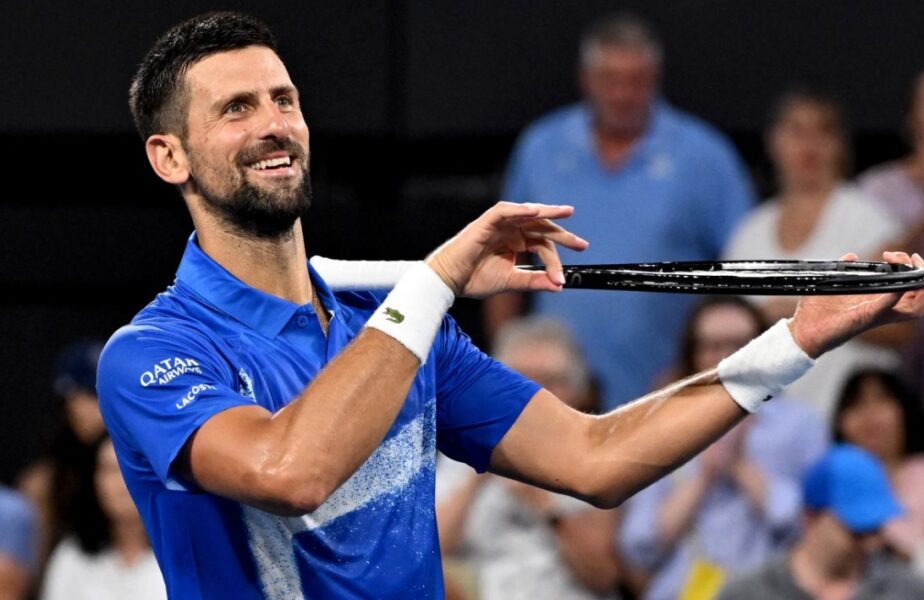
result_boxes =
[175,233,338,338]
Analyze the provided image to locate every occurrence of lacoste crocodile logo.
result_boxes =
[384,307,405,323]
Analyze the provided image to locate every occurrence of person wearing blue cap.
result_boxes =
[15,341,106,577]
[717,444,924,599]
[53,341,106,446]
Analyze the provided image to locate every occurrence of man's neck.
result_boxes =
[591,110,650,169]
[778,178,838,207]
[594,127,643,168]
[197,219,313,306]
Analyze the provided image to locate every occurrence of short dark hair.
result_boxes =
[129,12,277,140]
[767,86,853,175]
[832,368,924,455]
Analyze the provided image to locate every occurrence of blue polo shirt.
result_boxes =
[97,235,539,599]
[504,101,755,408]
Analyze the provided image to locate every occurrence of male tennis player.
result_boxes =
[98,12,924,599]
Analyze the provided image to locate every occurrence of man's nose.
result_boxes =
[257,102,290,139]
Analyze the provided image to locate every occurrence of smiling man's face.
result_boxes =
[181,45,311,239]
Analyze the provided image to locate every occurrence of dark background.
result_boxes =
[2,0,923,482]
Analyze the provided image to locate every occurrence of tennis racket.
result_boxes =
[520,260,924,295]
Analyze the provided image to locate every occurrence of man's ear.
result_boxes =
[145,134,190,185]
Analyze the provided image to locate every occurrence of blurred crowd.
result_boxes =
[4,11,924,600]
[441,13,924,600]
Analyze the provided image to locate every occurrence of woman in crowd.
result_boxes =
[859,71,924,404]
[41,434,165,600]
[16,341,108,573]
[723,89,907,419]
[832,368,924,569]
[859,70,924,255]
[619,296,827,600]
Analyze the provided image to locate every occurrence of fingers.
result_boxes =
[490,201,574,222]
[528,237,565,287]
[523,220,589,251]
[502,238,565,292]
[506,269,565,293]
[882,250,919,266]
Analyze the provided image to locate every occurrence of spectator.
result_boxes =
[859,70,924,255]
[0,485,37,600]
[717,445,924,600]
[436,317,623,599]
[16,341,106,570]
[619,296,827,600]
[41,434,165,600]
[724,89,906,419]
[859,70,924,409]
[832,368,924,568]
[490,13,756,410]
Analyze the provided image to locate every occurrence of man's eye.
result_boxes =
[225,102,246,114]
[275,96,293,108]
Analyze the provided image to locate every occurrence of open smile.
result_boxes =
[246,153,299,178]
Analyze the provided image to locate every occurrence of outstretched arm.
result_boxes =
[489,252,924,507]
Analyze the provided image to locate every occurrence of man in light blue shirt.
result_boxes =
[499,15,756,409]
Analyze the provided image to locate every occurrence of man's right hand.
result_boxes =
[425,201,589,298]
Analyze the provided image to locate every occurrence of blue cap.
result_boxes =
[53,341,104,397]
[802,444,904,533]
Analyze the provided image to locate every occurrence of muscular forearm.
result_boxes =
[187,329,422,515]
[582,371,747,508]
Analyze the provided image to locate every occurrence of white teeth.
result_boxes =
[250,156,293,170]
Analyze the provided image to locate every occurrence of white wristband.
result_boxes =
[365,262,455,364]
[310,256,414,291]
[717,319,815,413]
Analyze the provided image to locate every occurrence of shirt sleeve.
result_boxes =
[97,323,258,491]
[433,317,540,473]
